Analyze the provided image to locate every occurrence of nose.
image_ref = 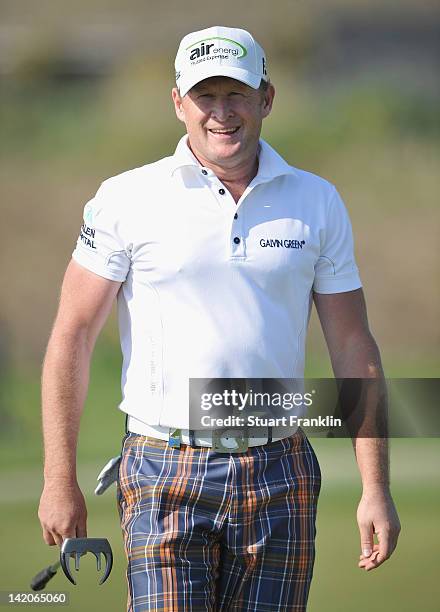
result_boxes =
[210,97,235,122]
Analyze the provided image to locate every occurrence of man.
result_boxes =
[38,26,400,611]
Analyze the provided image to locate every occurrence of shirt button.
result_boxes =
[234,213,238,219]
[233,237,240,244]
[201,169,208,175]
[219,188,226,195]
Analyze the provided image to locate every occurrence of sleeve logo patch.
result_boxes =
[79,223,96,249]
[84,204,94,226]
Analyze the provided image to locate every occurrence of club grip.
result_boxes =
[30,566,57,591]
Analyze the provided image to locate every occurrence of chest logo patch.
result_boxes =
[260,239,305,249]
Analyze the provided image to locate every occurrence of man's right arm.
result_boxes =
[38,259,121,547]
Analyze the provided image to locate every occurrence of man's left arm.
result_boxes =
[314,288,401,571]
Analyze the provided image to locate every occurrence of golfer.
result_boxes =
[38,26,401,611]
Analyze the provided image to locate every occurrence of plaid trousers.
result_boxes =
[117,428,321,612]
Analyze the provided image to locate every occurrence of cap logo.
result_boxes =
[186,37,247,64]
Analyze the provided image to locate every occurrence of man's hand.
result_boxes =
[38,479,87,547]
[357,486,401,571]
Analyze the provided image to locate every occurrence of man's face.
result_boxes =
[172,77,275,170]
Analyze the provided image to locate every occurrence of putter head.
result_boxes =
[60,538,113,585]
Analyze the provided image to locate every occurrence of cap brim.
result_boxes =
[178,65,262,97]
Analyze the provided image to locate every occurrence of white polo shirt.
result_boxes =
[72,135,362,428]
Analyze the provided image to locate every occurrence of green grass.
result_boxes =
[310,439,440,611]
[310,486,440,611]
[0,496,127,610]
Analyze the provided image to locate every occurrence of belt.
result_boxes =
[127,415,298,452]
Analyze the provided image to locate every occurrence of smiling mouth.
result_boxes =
[208,127,240,136]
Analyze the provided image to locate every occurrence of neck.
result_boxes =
[188,141,259,202]
[202,156,259,186]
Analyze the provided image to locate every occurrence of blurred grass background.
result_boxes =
[0,0,439,610]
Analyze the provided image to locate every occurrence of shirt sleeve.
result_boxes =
[313,187,362,294]
[71,180,131,282]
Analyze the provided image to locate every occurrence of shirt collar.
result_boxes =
[170,134,298,180]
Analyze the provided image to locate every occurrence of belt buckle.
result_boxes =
[212,428,248,453]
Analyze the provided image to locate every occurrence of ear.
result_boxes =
[172,87,186,123]
[261,83,275,119]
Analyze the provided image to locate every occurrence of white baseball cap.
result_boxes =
[175,26,268,97]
